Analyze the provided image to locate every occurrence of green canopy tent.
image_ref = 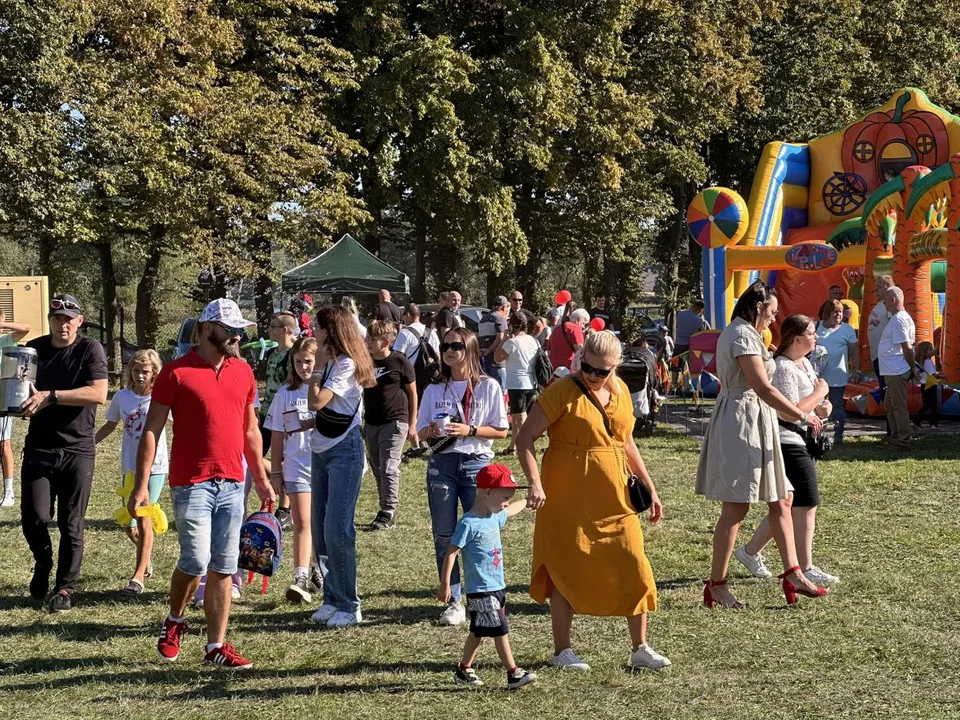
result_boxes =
[281,234,410,296]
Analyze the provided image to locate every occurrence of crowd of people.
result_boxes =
[0,279,929,685]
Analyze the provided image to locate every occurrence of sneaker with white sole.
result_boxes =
[438,602,466,626]
[311,603,338,624]
[309,566,324,594]
[455,666,484,687]
[327,609,362,628]
[629,643,672,670]
[286,575,312,604]
[803,565,840,585]
[231,585,241,600]
[552,648,591,671]
[0,490,14,508]
[507,667,537,690]
[734,546,773,579]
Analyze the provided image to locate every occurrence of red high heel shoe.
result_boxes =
[779,566,830,605]
[703,579,744,609]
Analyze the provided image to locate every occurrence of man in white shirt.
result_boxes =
[877,286,916,448]
[866,275,894,391]
[393,303,440,364]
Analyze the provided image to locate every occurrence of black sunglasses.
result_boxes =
[581,360,615,378]
[510,297,523,302]
[50,299,81,311]
[213,322,244,337]
[440,341,467,353]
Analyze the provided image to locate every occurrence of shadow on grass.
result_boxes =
[0,655,120,675]
[0,588,166,613]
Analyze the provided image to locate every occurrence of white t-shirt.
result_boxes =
[105,389,169,475]
[878,310,915,377]
[393,322,440,363]
[310,355,363,453]
[416,378,508,458]
[536,326,552,349]
[866,302,891,361]
[918,358,937,385]
[501,335,540,390]
[264,384,312,486]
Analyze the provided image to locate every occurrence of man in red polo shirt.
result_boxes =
[129,298,275,669]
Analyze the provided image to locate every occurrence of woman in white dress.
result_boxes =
[695,281,830,608]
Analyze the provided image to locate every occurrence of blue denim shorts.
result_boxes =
[284,471,312,496]
[171,479,245,576]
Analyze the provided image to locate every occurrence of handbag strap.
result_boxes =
[572,377,614,439]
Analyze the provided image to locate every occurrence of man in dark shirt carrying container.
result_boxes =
[20,294,108,613]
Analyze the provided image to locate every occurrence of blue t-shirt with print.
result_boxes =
[815,322,858,387]
[450,510,507,594]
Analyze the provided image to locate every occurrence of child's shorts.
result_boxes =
[466,590,509,638]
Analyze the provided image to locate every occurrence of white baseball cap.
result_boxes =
[199,298,256,329]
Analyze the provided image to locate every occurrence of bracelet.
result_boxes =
[798,411,809,427]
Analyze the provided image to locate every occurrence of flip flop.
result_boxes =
[144,564,153,579]
[122,578,144,595]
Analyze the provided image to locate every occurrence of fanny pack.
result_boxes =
[315,361,362,438]
[429,383,472,454]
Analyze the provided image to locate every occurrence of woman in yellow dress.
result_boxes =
[515,330,670,671]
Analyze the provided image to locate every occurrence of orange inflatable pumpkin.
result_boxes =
[841,91,949,191]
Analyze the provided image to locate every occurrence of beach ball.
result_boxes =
[687,187,748,249]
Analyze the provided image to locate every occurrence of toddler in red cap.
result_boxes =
[436,463,536,690]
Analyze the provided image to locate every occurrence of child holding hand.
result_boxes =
[914,341,945,428]
[437,463,536,690]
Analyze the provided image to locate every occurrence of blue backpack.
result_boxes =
[238,503,283,579]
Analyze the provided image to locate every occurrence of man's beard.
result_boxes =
[208,332,240,357]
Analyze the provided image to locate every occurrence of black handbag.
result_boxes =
[571,378,652,514]
[314,361,362,439]
[777,418,832,459]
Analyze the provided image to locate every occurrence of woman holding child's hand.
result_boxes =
[515,330,670,672]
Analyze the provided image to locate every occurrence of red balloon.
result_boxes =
[590,317,606,332]
[554,289,572,305]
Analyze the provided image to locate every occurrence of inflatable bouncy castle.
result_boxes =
[686,88,960,413]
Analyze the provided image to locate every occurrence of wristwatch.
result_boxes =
[49,390,58,405]
[469,425,478,437]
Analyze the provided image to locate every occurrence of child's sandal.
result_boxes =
[122,578,144,595]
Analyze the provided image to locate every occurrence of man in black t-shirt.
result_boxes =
[19,294,108,613]
[373,289,403,327]
[362,322,417,531]
[478,297,509,390]
[589,294,615,332]
[435,291,464,336]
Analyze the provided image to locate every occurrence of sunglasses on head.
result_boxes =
[50,299,80,311]
[440,341,466,353]
[581,360,614,378]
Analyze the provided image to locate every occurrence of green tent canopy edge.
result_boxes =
[281,234,410,296]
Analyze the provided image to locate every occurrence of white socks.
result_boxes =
[2,478,13,494]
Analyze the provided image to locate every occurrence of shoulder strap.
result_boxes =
[571,377,613,438]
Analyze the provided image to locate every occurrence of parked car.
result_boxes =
[414,304,488,334]
[168,318,197,361]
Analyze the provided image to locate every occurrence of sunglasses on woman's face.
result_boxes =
[581,360,614,378]
[440,341,466,353]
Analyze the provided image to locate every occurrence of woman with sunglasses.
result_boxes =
[308,306,376,629]
[417,328,508,626]
[696,281,830,609]
[515,331,671,671]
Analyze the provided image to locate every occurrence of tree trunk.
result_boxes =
[249,230,274,335]
[96,240,120,372]
[414,217,427,301]
[136,226,165,349]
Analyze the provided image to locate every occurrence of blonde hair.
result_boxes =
[576,330,622,394]
[123,349,163,391]
[286,337,318,390]
[367,320,398,343]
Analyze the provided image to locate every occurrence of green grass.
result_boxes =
[1,405,960,719]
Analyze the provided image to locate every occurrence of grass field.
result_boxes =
[1,403,959,719]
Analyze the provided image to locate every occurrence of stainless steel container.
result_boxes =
[0,346,38,383]
[0,377,32,416]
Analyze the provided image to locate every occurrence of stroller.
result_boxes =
[620,343,663,436]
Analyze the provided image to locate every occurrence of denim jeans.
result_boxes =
[482,356,507,391]
[828,385,846,441]
[426,452,487,603]
[171,479,245,576]
[312,426,364,613]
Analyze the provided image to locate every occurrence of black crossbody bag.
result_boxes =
[571,378,652,514]
[315,361,362,439]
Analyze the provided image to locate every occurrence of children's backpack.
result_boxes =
[534,345,554,388]
[238,502,283,594]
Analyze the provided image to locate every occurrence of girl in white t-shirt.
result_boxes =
[307,306,376,629]
[417,327,508,625]
[95,349,168,595]
[265,337,319,604]
[495,312,540,454]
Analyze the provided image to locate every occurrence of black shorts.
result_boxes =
[466,590,509,638]
[781,441,819,507]
[258,419,272,459]
[508,389,537,414]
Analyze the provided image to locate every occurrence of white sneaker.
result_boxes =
[438,602,466,626]
[311,603,338,624]
[231,586,241,600]
[551,648,591,671]
[803,565,840,585]
[734,546,773,579]
[0,491,14,508]
[630,643,671,670]
[327,609,362,628]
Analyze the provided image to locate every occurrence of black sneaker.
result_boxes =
[285,575,312,604]
[274,507,293,532]
[49,590,72,613]
[365,511,395,532]
[507,667,536,690]
[30,563,51,600]
[455,666,484,688]
[309,566,323,594]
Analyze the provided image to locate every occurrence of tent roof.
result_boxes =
[281,234,410,295]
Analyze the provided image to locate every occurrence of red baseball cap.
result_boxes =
[476,463,528,490]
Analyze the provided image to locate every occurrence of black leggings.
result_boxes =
[21,448,95,593]
[914,385,939,426]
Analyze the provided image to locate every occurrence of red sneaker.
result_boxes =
[157,617,187,662]
[204,643,253,669]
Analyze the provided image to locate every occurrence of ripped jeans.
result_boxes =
[426,452,487,603]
